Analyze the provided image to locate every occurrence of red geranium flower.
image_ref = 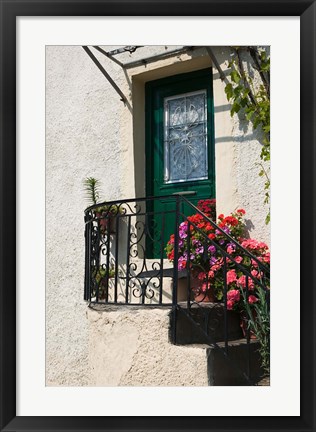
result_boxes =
[248,295,258,304]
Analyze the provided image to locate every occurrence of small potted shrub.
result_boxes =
[83,177,124,234]
[94,203,123,234]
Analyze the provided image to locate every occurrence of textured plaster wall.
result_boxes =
[88,307,209,386]
[46,45,130,385]
[46,45,270,386]
[212,47,270,243]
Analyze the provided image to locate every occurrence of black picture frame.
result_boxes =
[0,1,315,431]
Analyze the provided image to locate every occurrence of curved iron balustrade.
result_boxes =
[84,194,270,384]
[84,194,269,305]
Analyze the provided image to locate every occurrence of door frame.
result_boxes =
[145,67,216,201]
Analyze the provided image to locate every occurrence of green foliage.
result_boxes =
[240,286,270,375]
[93,265,115,282]
[83,177,101,206]
[257,162,270,225]
[92,265,116,300]
[225,47,270,224]
[83,177,124,218]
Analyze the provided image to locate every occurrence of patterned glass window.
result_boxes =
[164,90,208,183]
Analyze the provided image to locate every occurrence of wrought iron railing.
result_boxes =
[84,195,182,305]
[84,194,270,384]
[172,196,270,383]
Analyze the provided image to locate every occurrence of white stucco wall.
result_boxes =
[46,45,270,386]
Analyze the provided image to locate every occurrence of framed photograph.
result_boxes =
[1,1,315,431]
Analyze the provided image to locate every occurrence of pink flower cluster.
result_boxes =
[224,238,270,310]
[240,239,270,265]
[227,289,240,310]
[226,269,256,290]
[165,202,270,306]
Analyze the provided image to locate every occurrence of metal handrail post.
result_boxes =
[172,195,180,305]
[172,196,180,343]
[84,213,92,301]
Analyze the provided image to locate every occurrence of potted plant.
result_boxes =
[92,265,115,301]
[223,238,270,374]
[166,200,270,373]
[165,200,247,302]
[83,177,124,234]
[94,203,123,234]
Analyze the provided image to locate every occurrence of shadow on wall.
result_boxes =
[122,68,133,115]
[244,218,255,237]
[214,133,265,145]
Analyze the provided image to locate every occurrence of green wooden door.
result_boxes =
[145,68,215,257]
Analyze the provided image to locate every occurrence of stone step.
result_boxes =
[170,306,266,385]
[174,303,244,344]
[87,306,265,386]
[206,339,265,385]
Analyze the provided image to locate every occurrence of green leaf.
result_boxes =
[231,102,241,116]
[83,177,101,206]
[230,70,241,84]
[234,102,241,113]
[253,116,261,129]
[225,83,233,100]
[261,63,270,72]
[234,86,242,97]
[243,256,251,266]
[240,98,248,108]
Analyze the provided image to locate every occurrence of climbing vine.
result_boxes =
[224,47,270,224]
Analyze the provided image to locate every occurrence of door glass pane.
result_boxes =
[164,90,208,183]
